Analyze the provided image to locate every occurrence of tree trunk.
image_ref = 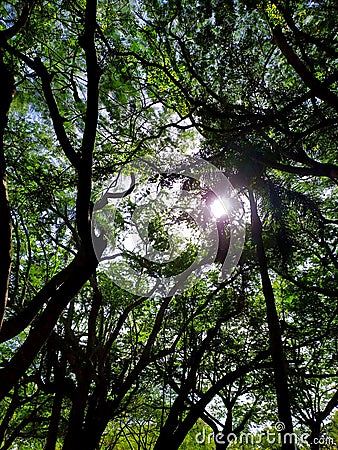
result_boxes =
[82,404,110,450]
[45,392,64,450]
[0,55,14,331]
[309,421,321,450]
[249,190,296,450]
[62,378,91,450]
[45,357,67,450]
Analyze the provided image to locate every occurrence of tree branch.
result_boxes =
[273,26,338,113]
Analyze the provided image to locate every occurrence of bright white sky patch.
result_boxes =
[210,198,229,218]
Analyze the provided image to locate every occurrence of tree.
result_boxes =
[0,0,337,449]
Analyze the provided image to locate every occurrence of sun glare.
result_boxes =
[210,198,229,218]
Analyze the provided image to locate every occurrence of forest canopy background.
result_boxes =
[0,0,337,449]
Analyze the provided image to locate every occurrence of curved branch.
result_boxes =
[0,0,36,41]
[273,26,338,113]
[2,44,80,169]
[0,250,97,402]
[0,264,74,343]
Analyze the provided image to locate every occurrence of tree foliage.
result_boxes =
[0,0,337,449]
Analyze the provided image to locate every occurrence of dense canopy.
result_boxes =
[0,0,337,449]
